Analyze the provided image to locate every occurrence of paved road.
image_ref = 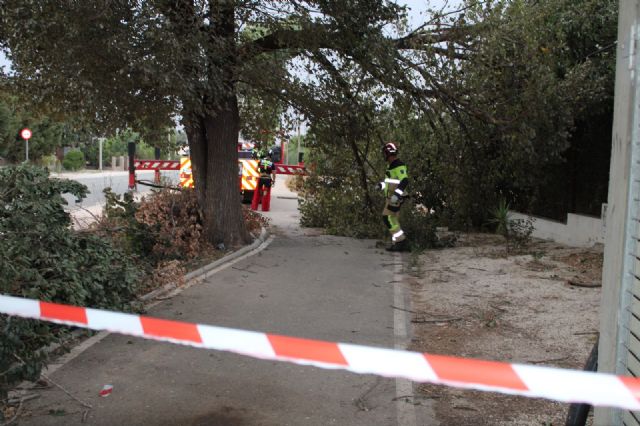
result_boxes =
[18,180,434,425]
[53,170,180,207]
[53,169,180,228]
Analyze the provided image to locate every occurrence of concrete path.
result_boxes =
[17,180,433,425]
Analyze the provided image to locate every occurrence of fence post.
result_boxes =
[127,143,136,191]
[154,147,161,184]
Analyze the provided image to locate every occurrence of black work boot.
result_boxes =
[386,239,410,252]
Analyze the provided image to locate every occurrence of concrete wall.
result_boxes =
[509,210,605,248]
[110,156,128,171]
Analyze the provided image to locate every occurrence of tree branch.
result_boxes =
[239,21,474,63]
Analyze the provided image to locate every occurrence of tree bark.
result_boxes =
[184,114,207,208]
[202,95,250,247]
[184,104,251,248]
[184,101,251,248]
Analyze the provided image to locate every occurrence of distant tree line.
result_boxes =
[0,94,186,169]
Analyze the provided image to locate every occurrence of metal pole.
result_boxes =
[25,139,29,162]
[98,138,103,171]
[296,120,301,164]
[154,147,161,184]
[128,141,136,191]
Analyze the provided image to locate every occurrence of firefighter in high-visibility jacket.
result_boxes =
[251,152,276,212]
[380,142,409,251]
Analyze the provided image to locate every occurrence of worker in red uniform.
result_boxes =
[251,152,276,211]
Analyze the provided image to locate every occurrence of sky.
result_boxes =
[400,0,462,29]
[0,51,8,71]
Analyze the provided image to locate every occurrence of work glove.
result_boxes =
[390,194,401,206]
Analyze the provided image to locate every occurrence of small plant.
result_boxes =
[488,199,535,255]
[508,217,535,252]
[531,250,546,261]
[489,198,511,238]
[62,150,84,171]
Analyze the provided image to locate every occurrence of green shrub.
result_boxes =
[300,174,381,239]
[0,165,140,399]
[62,150,84,171]
[38,154,59,170]
[399,201,455,249]
[507,217,535,253]
[97,188,157,260]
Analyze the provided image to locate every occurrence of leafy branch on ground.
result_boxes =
[0,165,140,401]
[0,166,269,407]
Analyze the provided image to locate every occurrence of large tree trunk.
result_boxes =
[185,96,251,248]
[180,2,250,248]
[203,95,250,247]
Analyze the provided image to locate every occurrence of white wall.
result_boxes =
[510,209,605,248]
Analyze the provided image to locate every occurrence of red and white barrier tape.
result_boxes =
[1,293,638,410]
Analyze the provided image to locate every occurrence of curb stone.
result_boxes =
[184,226,270,282]
[140,226,270,302]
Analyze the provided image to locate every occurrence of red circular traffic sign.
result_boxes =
[20,128,32,140]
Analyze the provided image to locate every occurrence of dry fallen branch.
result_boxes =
[489,304,508,313]
[567,279,602,288]
[6,394,39,405]
[528,356,570,365]
[39,373,93,410]
[411,317,462,324]
[12,354,93,410]
[452,405,478,411]
[1,398,22,426]
[390,305,417,314]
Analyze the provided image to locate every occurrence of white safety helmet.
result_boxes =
[382,142,398,159]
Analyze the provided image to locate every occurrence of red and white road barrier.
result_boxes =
[1,293,638,410]
[134,160,181,170]
[274,164,306,175]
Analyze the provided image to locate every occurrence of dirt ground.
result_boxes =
[409,233,602,426]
